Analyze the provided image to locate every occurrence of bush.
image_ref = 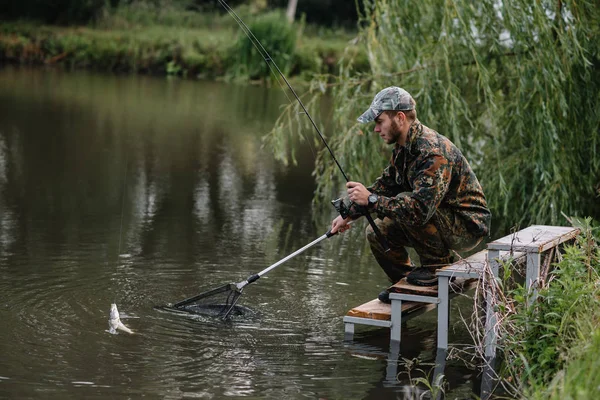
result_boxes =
[228,11,296,81]
[0,18,360,81]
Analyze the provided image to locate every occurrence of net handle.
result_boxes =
[173,221,356,309]
[236,221,355,290]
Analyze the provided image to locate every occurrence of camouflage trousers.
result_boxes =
[366,208,484,283]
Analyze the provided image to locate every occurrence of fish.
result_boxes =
[108,303,134,334]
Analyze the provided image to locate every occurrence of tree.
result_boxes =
[267,0,600,228]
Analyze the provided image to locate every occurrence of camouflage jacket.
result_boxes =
[349,120,491,237]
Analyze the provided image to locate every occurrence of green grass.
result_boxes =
[0,5,367,81]
[496,218,600,398]
[527,329,600,400]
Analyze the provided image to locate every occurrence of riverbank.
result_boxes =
[495,219,600,399]
[0,14,367,81]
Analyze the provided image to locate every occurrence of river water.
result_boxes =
[0,67,481,399]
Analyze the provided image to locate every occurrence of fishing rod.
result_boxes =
[218,0,390,252]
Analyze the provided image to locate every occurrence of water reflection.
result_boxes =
[0,134,15,257]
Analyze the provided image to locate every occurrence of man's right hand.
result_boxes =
[331,215,352,234]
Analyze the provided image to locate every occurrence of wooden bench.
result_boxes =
[482,224,580,357]
[435,249,525,349]
[389,249,524,348]
[343,225,581,352]
[343,249,498,340]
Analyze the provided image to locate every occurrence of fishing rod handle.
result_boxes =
[325,218,360,238]
[330,199,390,252]
[328,215,390,252]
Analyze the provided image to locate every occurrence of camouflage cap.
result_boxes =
[357,86,415,123]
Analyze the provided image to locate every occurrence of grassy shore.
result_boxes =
[0,6,368,82]
[494,219,600,399]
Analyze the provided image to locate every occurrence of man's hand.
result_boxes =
[331,215,352,234]
[347,181,370,206]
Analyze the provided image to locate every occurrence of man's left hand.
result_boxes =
[346,181,370,206]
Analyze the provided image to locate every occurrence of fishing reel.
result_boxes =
[331,197,351,219]
[331,196,389,251]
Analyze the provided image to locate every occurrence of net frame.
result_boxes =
[173,283,244,318]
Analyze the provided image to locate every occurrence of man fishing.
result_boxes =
[331,87,491,301]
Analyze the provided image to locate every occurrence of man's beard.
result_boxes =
[387,119,402,144]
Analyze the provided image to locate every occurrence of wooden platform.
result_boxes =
[346,280,480,321]
[487,225,579,253]
[346,298,433,321]
[344,224,581,360]
[345,249,527,321]
[346,250,491,320]
[389,251,490,295]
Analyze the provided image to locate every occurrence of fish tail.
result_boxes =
[117,322,134,334]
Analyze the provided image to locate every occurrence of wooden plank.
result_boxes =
[445,250,487,270]
[346,277,479,320]
[346,299,391,320]
[441,250,488,274]
[487,225,580,253]
[390,278,439,296]
[346,298,431,320]
[439,250,526,277]
[387,250,489,295]
[346,278,479,320]
[347,250,489,319]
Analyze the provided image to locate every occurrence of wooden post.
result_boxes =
[484,250,500,359]
[526,252,542,305]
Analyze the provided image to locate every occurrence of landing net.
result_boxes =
[172,283,245,318]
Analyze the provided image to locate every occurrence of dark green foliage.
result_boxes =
[529,328,600,399]
[0,17,360,80]
[0,0,365,81]
[228,11,296,81]
[95,1,227,30]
